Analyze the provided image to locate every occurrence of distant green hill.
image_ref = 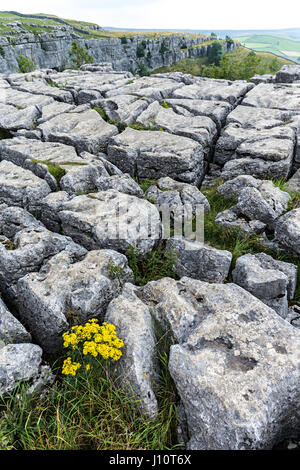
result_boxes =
[237,34,300,63]
[0,11,105,38]
[0,11,206,40]
[152,46,295,79]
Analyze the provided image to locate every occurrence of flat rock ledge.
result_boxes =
[105,277,300,449]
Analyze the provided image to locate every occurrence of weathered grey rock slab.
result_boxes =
[165,98,232,131]
[217,175,260,199]
[275,65,300,84]
[47,71,132,97]
[105,283,159,418]
[37,101,76,124]
[225,105,294,130]
[17,249,134,353]
[0,297,31,344]
[287,169,300,193]
[92,94,148,124]
[0,138,141,196]
[0,203,42,239]
[0,161,52,211]
[58,190,162,255]
[107,128,205,185]
[0,137,80,191]
[137,101,217,158]
[221,156,294,181]
[274,208,300,259]
[145,177,210,220]
[0,343,48,395]
[0,87,53,109]
[33,191,72,232]
[235,182,291,230]
[215,207,266,235]
[159,277,300,450]
[38,108,118,153]
[0,103,40,131]
[172,79,253,105]
[0,221,87,306]
[11,78,74,103]
[232,253,298,317]
[105,76,185,101]
[242,83,300,112]
[214,124,296,180]
[215,179,291,233]
[140,277,200,343]
[250,74,274,85]
[166,237,232,283]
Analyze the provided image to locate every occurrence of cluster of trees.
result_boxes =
[17,54,35,73]
[68,41,93,68]
[208,41,223,66]
[200,50,280,81]
[207,36,234,66]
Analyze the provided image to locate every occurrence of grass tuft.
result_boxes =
[0,354,179,450]
[32,160,66,184]
[201,181,300,300]
[126,245,178,286]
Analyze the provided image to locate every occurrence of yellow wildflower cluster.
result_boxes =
[61,357,82,376]
[61,319,124,376]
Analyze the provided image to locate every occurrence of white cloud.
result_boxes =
[1,0,299,29]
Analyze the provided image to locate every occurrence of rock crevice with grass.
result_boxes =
[0,60,300,451]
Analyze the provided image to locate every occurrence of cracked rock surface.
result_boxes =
[0,62,299,450]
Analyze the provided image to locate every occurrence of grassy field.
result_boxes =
[153,46,295,77]
[226,45,296,68]
[237,34,300,63]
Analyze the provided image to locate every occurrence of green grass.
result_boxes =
[0,239,16,250]
[0,350,179,450]
[153,56,210,75]
[126,245,179,287]
[201,180,300,301]
[32,160,66,184]
[0,129,12,140]
[227,45,296,68]
[236,34,300,63]
[153,46,294,77]
[0,12,207,41]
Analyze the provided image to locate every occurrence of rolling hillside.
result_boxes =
[0,11,206,40]
[152,46,295,78]
[237,34,300,63]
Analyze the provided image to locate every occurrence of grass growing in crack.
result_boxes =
[161,101,172,109]
[107,259,126,283]
[135,178,158,193]
[286,191,300,212]
[0,129,12,140]
[126,245,179,286]
[47,79,68,89]
[201,180,300,301]
[93,106,109,121]
[93,107,127,132]
[32,160,66,185]
[0,239,17,250]
[0,354,179,450]
[272,178,300,212]
[93,107,156,132]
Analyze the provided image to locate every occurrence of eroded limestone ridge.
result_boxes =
[0,26,237,74]
[0,62,300,450]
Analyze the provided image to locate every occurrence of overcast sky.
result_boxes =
[2,0,299,30]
